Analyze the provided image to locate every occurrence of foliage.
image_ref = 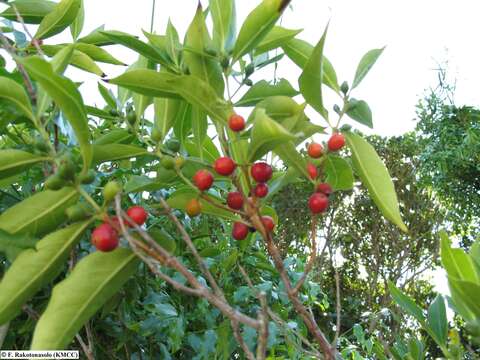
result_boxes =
[416,70,480,244]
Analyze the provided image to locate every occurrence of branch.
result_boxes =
[292,216,318,294]
[333,268,342,348]
[256,292,269,360]
[230,319,255,360]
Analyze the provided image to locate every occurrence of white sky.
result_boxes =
[23,0,480,137]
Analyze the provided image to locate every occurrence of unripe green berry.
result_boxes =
[66,203,91,222]
[45,175,66,191]
[151,127,162,143]
[103,181,122,202]
[109,108,119,117]
[340,81,349,95]
[245,63,254,77]
[161,156,175,170]
[79,170,96,184]
[166,138,181,153]
[175,156,185,169]
[127,111,137,125]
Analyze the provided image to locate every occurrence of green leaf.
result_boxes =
[69,49,104,76]
[0,187,78,237]
[97,82,117,109]
[1,0,56,24]
[167,188,239,222]
[248,109,296,161]
[0,76,35,122]
[274,143,309,180]
[74,43,125,65]
[131,56,154,122]
[94,129,133,145]
[100,30,170,68]
[78,25,113,46]
[0,230,37,262]
[345,132,407,232]
[352,47,385,89]
[165,19,181,65]
[282,38,339,92]
[20,56,92,172]
[235,79,298,107]
[299,26,328,119]
[184,4,224,96]
[108,71,231,124]
[154,98,181,142]
[0,150,48,180]
[427,295,448,346]
[85,105,116,121]
[192,107,208,160]
[124,175,163,194]
[69,0,84,40]
[388,281,425,324]
[30,248,139,350]
[440,231,479,283]
[232,0,290,62]
[346,99,373,128]
[324,155,354,191]
[34,0,82,40]
[173,102,193,144]
[210,0,236,51]
[0,222,90,325]
[254,26,302,55]
[92,144,148,164]
[148,227,176,254]
[185,137,221,164]
[448,277,480,319]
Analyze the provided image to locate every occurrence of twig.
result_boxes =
[0,31,36,104]
[256,293,269,360]
[292,216,318,294]
[333,268,341,348]
[231,319,255,360]
[11,3,45,57]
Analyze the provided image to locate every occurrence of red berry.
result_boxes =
[328,133,345,151]
[316,182,333,196]
[251,162,272,183]
[214,157,236,176]
[261,216,275,232]
[92,223,119,252]
[232,222,249,240]
[227,192,244,210]
[126,206,148,226]
[193,169,214,191]
[307,163,318,180]
[308,142,323,158]
[308,193,329,214]
[253,183,269,198]
[228,114,245,132]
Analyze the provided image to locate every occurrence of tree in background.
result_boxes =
[416,67,480,245]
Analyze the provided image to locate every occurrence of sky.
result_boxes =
[16,0,479,137]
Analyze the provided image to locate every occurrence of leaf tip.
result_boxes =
[279,0,291,12]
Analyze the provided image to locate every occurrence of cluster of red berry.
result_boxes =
[91,206,148,252]
[306,133,345,214]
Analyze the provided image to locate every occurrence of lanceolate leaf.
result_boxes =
[165,20,181,65]
[346,132,407,232]
[352,47,385,89]
[154,98,182,142]
[427,295,448,346]
[100,30,170,68]
[192,107,208,160]
[440,231,479,283]
[254,26,302,55]
[92,144,149,164]
[0,222,91,325]
[74,43,125,65]
[299,26,328,119]
[94,129,133,145]
[235,79,298,107]
[274,142,309,179]
[388,282,425,324]
[0,77,35,122]
[97,82,117,109]
[34,0,82,40]
[30,249,139,350]
[20,56,92,172]
[210,0,236,51]
[0,230,37,262]
[108,70,231,124]
[248,109,296,161]
[346,99,373,128]
[1,0,56,24]
[41,45,104,76]
[184,4,224,96]
[0,187,78,237]
[282,38,339,92]
[0,150,49,180]
[69,0,84,40]
[78,25,113,46]
[324,155,354,191]
[232,0,290,62]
